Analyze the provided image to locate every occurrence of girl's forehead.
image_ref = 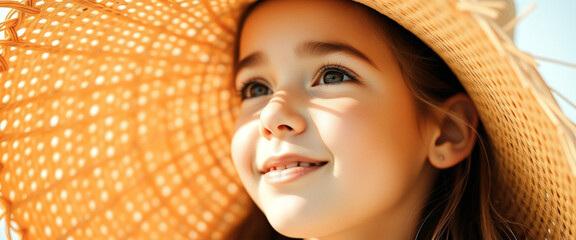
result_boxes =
[239,0,393,66]
[243,0,372,36]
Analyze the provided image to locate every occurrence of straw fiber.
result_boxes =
[359,0,576,238]
[1,0,254,238]
[1,0,575,239]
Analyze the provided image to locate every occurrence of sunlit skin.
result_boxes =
[231,0,452,239]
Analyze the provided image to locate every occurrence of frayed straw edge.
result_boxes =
[0,2,39,239]
[0,0,40,72]
[461,0,576,181]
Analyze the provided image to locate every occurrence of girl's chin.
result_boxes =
[266,215,320,239]
[259,197,337,238]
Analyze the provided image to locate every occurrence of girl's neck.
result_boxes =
[304,214,420,240]
[303,166,438,240]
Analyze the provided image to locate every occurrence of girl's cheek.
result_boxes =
[231,119,260,178]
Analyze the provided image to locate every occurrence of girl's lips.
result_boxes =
[263,164,326,184]
[260,154,328,184]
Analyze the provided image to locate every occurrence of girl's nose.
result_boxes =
[259,96,306,140]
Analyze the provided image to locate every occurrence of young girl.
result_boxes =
[0,0,574,239]
[228,0,575,239]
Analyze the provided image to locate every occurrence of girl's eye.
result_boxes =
[322,70,351,84]
[315,66,357,86]
[240,81,272,100]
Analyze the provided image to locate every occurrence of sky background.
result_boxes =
[514,0,576,122]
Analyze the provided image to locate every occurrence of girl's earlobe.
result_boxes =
[428,93,479,169]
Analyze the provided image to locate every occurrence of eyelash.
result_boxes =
[314,63,359,86]
[237,78,270,100]
[237,63,359,100]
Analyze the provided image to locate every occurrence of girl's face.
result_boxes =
[232,0,439,238]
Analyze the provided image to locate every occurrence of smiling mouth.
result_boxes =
[263,161,328,174]
[261,158,328,185]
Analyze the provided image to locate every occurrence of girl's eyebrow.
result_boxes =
[295,41,376,67]
[236,52,267,75]
[235,41,376,74]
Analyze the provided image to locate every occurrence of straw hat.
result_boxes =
[0,0,574,239]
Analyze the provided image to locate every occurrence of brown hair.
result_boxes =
[358,4,529,239]
[229,1,523,239]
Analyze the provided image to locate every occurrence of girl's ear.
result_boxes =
[428,93,479,169]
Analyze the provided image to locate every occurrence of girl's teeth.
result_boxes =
[269,162,325,172]
[287,162,299,168]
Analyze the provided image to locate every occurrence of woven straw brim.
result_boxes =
[357,0,576,238]
[1,0,575,239]
[1,0,252,239]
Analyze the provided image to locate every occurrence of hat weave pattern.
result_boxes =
[1,0,576,239]
[362,0,576,237]
[360,1,576,238]
[1,0,253,239]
